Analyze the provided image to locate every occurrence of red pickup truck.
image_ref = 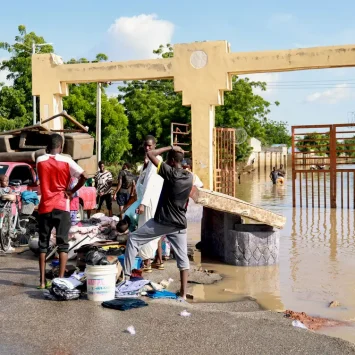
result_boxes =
[0,161,96,218]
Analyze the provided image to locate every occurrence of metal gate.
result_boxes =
[171,123,191,159]
[292,124,355,208]
[214,127,236,197]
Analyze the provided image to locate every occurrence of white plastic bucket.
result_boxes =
[86,265,117,302]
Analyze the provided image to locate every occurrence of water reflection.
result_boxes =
[191,164,355,342]
[192,251,284,311]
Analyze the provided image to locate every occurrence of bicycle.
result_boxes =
[0,183,39,252]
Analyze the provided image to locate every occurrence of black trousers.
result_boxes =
[97,193,112,210]
[38,209,70,253]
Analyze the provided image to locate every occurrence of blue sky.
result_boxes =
[1,0,355,129]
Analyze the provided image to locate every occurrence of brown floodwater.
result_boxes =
[189,164,355,343]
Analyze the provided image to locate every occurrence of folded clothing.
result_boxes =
[46,278,81,301]
[52,277,83,290]
[102,298,148,311]
[146,290,178,299]
[115,279,150,298]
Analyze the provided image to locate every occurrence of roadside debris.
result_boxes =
[292,320,307,329]
[285,310,346,330]
[328,300,340,308]
[180,310,191,317]
[126,326,136,335]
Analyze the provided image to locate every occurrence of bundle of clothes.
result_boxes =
[43,272,85,301]
[115,270,176,299]
[49,213,125,260]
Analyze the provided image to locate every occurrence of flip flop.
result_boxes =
[152,263,165,270]
[143,266,152,273]
[37,280,51,289]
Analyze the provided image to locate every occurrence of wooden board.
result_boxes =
[190,188,286,229]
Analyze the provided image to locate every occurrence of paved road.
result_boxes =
[1,252,354,355]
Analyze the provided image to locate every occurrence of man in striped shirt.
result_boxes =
[94,161,113,217]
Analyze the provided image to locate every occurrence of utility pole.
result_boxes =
[32,42,36,125]
[96,83,102,163]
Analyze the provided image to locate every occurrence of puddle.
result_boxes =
[187,163,355,343]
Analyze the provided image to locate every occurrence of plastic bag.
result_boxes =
[85,249,109,265]
[292,320,307,329]
[180,310,191,317]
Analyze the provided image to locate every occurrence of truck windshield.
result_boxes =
[0,165,8,175]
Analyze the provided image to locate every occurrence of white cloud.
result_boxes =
[106,14,174,60]
[305,83,353,104]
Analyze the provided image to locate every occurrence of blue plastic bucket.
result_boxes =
[117,255,142,270]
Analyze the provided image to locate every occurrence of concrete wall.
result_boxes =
[256,151,288,172]
[246,139,288,172]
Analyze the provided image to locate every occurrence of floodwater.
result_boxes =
[190,164,355,343]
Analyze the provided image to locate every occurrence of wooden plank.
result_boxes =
[42,111,88,132]
[0,124,50,136]
[190,188,286,229]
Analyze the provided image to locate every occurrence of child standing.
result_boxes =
[0,175,15,252]
[0,175,11,197]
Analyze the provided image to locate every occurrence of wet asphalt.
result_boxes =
[1,251,355,355]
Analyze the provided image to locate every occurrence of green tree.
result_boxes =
[0,25,53,127]
[63,56,131,163]
[119,44,286,162]
[0,26,130,162]
[262,120,291,146]
[344,136,355,157]
[296,133,329,156]
[118,79,190,160]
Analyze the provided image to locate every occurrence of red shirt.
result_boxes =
[36,154,83,214]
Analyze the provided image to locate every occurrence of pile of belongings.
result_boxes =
[75,243,125,271]
[49,213,124,260]
[44,272,85,301]
[85,247,119,266]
